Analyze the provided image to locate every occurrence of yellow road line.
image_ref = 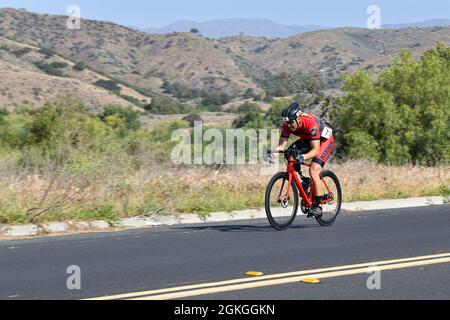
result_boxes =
[86,252,450,300]
[133,257,450,300]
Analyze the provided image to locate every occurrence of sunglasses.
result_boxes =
[285,120,296,125]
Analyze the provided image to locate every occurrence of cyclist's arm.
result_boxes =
[277,137,289,151]
[302,140,321,161]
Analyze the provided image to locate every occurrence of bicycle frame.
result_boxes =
[280,156,335,208]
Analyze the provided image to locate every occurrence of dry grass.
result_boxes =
[326,161,450,201]
[0,160,448,225]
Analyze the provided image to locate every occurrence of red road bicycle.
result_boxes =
[264,147,342,230]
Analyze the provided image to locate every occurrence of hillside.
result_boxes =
[0,7,257,97]
[0,37,152,111]
[219,26,450,85]
[0,7,449,111]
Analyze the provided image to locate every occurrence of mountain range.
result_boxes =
[143,18,327,39]
[142,18,450,39]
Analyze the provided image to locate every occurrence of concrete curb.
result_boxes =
[0,196,448,239]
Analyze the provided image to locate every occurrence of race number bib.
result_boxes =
[321,126,333,139]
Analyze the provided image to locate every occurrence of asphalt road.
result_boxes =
[0,205,449,300]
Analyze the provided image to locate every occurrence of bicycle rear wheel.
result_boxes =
[315,170,342,227]
[265,172,299,230]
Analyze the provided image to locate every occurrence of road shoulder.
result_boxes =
[0,196,448,240]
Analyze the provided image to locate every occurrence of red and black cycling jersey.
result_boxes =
[280,113,326,141]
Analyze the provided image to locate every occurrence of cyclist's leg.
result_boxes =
[312,135,335,168]
[310,136,335,212]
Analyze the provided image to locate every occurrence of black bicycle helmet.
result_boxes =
[282,102,303,122]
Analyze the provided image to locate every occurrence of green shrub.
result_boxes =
[232,99,289,129]
[162,80,203,100]
[73,62,86,71]
[99,105,141,131]
[182,113,203,127]
[334,43,450,165]
[12,47,32,57]
[34,61,67,77]
[120,95,142,106]
[38,47,55,57]
[0,108,9,117]
[201,93,231,111]
[263,93,274,103]
[94,80,121,93]
[243,88,256,99]
[145,95,187,114]
[236,102,262,113]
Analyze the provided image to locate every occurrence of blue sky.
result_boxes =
[1,0,449,28]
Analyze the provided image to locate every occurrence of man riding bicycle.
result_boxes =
[276,102,335,217]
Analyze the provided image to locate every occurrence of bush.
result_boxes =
[0,95,151,170]
[263,93,274,103]
[50,62,68,69]
[182,113,203,127]
[39,47,55,57]
[99,105,141,131]
[236,102,262,113]
[94,80,121,93]
[120,95,142,106]
[162,80,203,99]
[232,99,289,129]
[0,108,9,116]
[12,47,32,57]
[145,95,184,114]
[73,62,86,71]
[201,93,231,111]
[243,88,256,99]
[333,43,450,165]
[253,94,263,101]
[34,61,67,77]
[148,120,190,160]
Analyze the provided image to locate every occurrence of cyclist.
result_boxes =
[276,102,335,217]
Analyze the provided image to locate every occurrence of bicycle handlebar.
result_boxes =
[263,145,285,164]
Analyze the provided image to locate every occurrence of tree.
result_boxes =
[333,43,450,165]
[190,28,200,34]
[182,113,203,127]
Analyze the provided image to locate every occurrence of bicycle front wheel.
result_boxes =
[265,172,299,230]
